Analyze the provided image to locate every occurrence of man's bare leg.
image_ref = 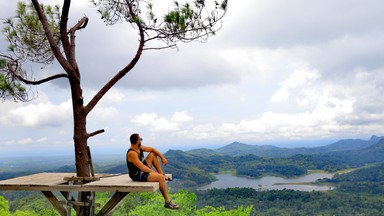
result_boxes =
[147,172,169,202]
[145,152,164,174]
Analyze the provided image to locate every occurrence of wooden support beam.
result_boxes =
[63,176,100,182]
[42,191,67,216]
[96,192,129,216]
[87,146,95,177]
[60,191,76,214]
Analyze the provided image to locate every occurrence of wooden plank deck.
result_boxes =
[0,172,164,192]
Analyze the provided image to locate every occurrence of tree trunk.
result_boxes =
[71,80,93,216]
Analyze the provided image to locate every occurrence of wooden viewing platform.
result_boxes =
[0,172,171,216]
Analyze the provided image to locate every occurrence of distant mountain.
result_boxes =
[312,135,382,152]
[344,137,384,164]
[185,148,219,157]
[187,135,384,158]
[216,141,288,157]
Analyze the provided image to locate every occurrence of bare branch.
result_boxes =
[7,60,68,85]
[87,129,105,138]
[67,16,89,75]
[143,44,178,51]
[84,0,146,115]
[31,0,73,73]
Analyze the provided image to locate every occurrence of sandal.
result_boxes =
[164,174,173,181]
[164,200,179,209]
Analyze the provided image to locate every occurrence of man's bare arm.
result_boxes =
[141,145,168,166]
[128,150,154,173]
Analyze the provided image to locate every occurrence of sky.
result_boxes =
[1,0,384,157]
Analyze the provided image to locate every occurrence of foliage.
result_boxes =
[0,195,57,216]
[195,205,253,216]
[0,1,62,102]
[194,188,384,216]
[115,189,252,216]
[125,190,196,216]
[321,162,384,195]
[0,196,11,216]
[2,2,61,64]
[7,193,55,214]
[0,61,28,102]
[93,0,228,48]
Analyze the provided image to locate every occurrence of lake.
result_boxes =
[199,173,334,191]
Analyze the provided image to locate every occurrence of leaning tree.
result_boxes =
[0,0,228,215]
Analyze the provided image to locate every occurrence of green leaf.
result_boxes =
[0,59,6,69]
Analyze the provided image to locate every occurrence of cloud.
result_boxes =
[132,112,192,132]
[88,88,125,105]
[0,99,72,128]
[222,0,384,48]
[37,137,48,143]
[18,138,33,145]
[171,112,193,123]
[270,64,321,103]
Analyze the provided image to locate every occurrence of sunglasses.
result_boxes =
[140,138,143,141]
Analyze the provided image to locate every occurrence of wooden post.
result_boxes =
[87,146,95,177]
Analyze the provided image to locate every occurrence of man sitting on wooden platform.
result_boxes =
[126,133,179,209]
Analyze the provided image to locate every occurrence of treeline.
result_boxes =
[194,188,384,216]
[320,162,384,195]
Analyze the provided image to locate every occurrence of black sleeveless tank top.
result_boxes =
[127,148,144,179]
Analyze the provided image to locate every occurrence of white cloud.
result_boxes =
[171,112,193,123]
[18,138,33,145]
[132,112,182,132]
[127,94,157,102]
[0,100,72,128]
[37,137,48,143]
[270,65,321,103]
[270,88,290,103]
[132,112,192,130]
[87,88,125,105]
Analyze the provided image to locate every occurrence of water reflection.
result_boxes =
[199,173,334,191]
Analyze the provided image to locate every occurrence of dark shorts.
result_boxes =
[130,161,150,182]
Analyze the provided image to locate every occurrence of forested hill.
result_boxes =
[187,135,383,158]
[77,135,384,188]
[2,135,383,188]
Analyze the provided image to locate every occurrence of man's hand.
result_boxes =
[161,158,168,166]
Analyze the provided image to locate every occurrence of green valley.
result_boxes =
[1,136,384,215]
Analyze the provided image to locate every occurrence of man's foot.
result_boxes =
[164,200,179,209]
